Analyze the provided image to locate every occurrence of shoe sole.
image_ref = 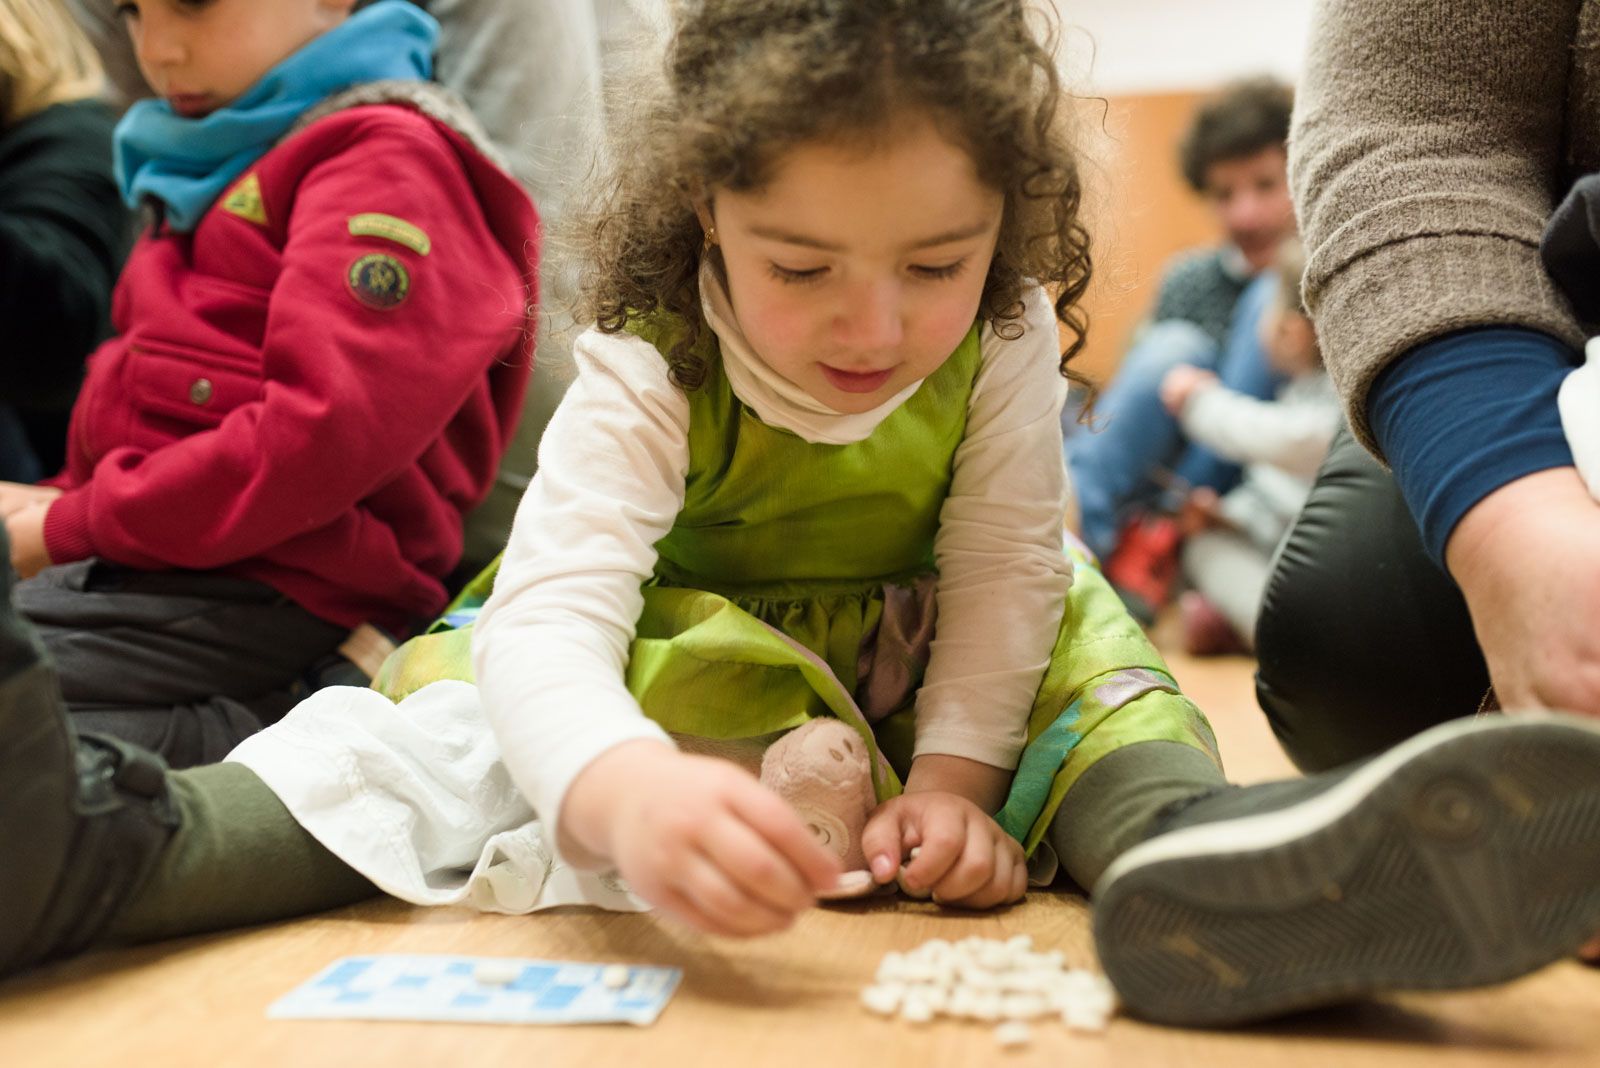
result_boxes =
[1092,714,1600,1026]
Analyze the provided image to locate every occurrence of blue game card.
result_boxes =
[269,954,682,1026]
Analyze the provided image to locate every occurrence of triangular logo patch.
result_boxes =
[221,173,268,225]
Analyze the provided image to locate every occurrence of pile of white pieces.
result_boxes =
[859,935,1118,1048]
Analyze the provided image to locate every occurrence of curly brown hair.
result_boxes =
[574,0,1093,392]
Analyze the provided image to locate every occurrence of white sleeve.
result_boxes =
[472,328,688,855]
[1179,383,1341,481]
[912,288,1074,769]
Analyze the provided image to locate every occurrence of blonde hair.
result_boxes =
[0,0,103,128]
[574,0,1093,393]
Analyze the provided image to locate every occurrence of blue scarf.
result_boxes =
[113,0,438,232]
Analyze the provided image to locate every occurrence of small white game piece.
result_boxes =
[862,937,1118,1037]
[972,992,1003,1022]
[601,965,631,990]
[818,869,875,900]
[995,1021,1032,1048]
[1001,993,1049,1020]
[860,984,902,1016]
[1061,1004,1110,1033]
[472,959,522,986]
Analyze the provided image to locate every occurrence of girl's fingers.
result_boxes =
[901,817,965,893]
[1007,847,1029,903]
[860,806,910,882]
[676,852,795,936]
[972,838,1027,910]
[729,779,842,893]
[700,811,817,914]
[653,884,737,937]
[931,815,997,904]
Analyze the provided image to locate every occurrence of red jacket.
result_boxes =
[44,103,538,633]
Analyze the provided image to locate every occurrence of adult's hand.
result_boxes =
[1446,467,1600,716]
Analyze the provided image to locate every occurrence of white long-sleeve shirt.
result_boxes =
[473,273,1073,844]
[1180,371,1341,551]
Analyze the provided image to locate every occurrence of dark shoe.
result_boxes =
[0,538,179,976]
[1092,714,1600,1026]
[1178,591,1249,657]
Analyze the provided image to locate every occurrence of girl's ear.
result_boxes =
[691,197,716,245]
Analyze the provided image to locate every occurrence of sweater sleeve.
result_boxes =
[473,329,686,857]
[43,115,525,568]
[913,287,1074,770]
[1291,0,1586,454]
[1369,327,1577,563]
[0,101,127,408]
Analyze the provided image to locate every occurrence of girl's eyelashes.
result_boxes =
[112,1,139,19]
[910,258,968,281]
[768,263,828,285]
[767,258,970,285]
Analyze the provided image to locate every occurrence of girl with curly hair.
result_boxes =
[6,0,1600,1029]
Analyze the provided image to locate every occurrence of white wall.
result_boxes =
[1053,0,1318,95]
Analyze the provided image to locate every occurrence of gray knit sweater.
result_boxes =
[1291,0,1600,455]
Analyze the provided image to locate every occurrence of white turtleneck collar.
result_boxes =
[698,259,925,445]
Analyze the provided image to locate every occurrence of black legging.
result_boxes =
[1253,424,1491,772]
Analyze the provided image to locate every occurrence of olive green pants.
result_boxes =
[107,735,1226,944]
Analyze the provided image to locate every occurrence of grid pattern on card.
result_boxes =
[268,954,681,1026]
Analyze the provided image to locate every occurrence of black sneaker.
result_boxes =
[0,535,179,976]
[1092,713,1600,1026]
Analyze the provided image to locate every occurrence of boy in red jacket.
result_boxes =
[0,0,536,766]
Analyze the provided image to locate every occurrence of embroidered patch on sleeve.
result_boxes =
[347,213,432,256]
[221,174,268,225]
[347,253,411,310]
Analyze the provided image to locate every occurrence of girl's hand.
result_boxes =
[5,503,52,579]
[861,791,1027,910]
[560,740,842,937]
[0,482,61,520]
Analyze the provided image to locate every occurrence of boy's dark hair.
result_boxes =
[1177,77,1293,193]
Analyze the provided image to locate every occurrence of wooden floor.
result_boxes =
[4,647,1599,1067]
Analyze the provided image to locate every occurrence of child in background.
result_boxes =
[0,0,127,483]
[4,0,1600,1029]
[0,0,538,766]
[1159,239,1339,654]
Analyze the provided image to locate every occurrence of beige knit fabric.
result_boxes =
[1290,0,1600,455]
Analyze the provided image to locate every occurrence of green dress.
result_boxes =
[373,315,1219,854]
